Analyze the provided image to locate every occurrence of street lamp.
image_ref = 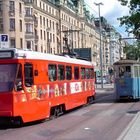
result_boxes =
[94,2,104,88]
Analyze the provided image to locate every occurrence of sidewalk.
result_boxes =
[117,112,140,140]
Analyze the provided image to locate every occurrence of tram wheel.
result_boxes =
[50,105,65,119]
[11,117,23,127]
[87,96,95,104]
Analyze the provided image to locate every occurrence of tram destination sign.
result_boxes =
[0,34,9,48]
[0,50,14,59]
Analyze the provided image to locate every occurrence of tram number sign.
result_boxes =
[0,34,9,48]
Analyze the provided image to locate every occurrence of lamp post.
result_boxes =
[94,2,103,88]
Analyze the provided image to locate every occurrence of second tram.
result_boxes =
[114,59,140,100]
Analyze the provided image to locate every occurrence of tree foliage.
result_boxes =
[123,44,140,60]
[118,0,140,38]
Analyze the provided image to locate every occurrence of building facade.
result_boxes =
[0,0,125,74]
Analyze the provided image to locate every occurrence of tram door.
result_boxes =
[133,65,140,98]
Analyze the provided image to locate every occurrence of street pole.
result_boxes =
[94,2,103,88]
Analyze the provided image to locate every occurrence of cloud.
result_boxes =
[104,1,129,24]
[85,0,130,37]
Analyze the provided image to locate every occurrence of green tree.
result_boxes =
[118,0,140,38]
[123,43,140,60]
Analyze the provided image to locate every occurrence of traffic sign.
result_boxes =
[0,34,9,48]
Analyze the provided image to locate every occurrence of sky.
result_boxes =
[85,0,130,38]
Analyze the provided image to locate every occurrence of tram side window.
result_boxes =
[81,67,85,79]
[125,66,131,77]
[48,64,57,81]
[85,68,90,79]
[134,66,138,77]
[139,66,140,77]
[66,66,72,80]
[74,66,79,80]
[24,63,33,87]
[58,65,65,80]
[90,68,94,79]
[15,64,23,91]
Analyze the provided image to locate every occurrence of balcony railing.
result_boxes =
[24,0,33,4]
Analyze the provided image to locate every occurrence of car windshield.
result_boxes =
[0,64,17,92]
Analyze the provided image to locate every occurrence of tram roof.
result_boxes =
[113,59,140,65]
[0,48,95,66]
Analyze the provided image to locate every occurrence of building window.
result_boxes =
[40,16,42,25]
[46,18,48,27]
[10,18,15,30]
[50,20,51,28]
[43,17,45,26]
[49,7,51,13]
[41,46,43,52]
[46,5,48,12]
[44,31,46,40]
[25,7,32,16]
[53,34,55,43]
[26,23,33,33]
[20,20,22,32]
[27,41,31,49]
[20,38,23,49]
[52,21,54,30]
[50,33,52,42]
[10,38,16,48]
[19,3,22,14]
[0,1,3,11]
[40,30,42,39]
[43,3,45,10]
[34,0,37,5]
[0,18,3,31]
[35,45,38,51]
[9,1,15,11]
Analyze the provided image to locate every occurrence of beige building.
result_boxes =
[0,0,121,74]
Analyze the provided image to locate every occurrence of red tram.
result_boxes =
[0,48,95,124]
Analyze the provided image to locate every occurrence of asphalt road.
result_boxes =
[0,85,140,140]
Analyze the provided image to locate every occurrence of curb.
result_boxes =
[117,112,140,140]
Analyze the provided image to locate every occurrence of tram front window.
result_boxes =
[0,64,17,92]
[119,66,131,78]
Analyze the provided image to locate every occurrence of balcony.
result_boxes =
[25,15,34,22]
[24,0,33,4]
[25,32,34,39]
[9,10,15,16]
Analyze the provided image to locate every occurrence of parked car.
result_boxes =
[96,76,109,84]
